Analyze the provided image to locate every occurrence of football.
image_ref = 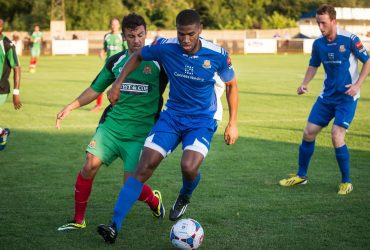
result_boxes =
[170,218,204,249]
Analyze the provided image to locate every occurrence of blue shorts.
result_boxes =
[144,110,218,158]
[308,97,358,129]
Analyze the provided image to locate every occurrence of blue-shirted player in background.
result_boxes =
[97,9,239,243]
[279,4,370,195]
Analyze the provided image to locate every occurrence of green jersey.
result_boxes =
[31,31,42,49]
[103,33,127,59]
[91,50,168,139]
[0,36,20,94]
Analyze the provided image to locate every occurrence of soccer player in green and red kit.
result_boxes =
[29,24,42,73]
[92,18,128,112]
[56,13,167,231]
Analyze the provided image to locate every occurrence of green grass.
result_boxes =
[0,54,369,249]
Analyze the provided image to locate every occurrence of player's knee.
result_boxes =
[331,129,345,147]
[134,162,155,181]
[303,127,316,141]
[82,154,101,177]
[181,160,198,178]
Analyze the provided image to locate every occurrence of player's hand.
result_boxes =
[107,82,121,106]
[224,123,238,145]
[12,95,22,110]
[345,84,360,97]
[56,106,72,129]
[297,84,308,95]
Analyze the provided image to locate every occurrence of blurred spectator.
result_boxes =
[12,32,23,56]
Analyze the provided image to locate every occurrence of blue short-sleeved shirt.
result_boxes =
[309,28,369,104]
[141,37,235,119]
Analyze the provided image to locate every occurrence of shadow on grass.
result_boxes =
[1,130,370,249]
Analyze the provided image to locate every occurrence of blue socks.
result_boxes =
[112,176,143,232]
[335,144,351,183]
[180,173,201,198]
[297,140,315,177]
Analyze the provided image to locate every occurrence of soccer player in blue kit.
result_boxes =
[97,9,238,243]
[279,4,370,195]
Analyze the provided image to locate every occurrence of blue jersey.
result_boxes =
[309,28,369,104]
[141,37,235,118]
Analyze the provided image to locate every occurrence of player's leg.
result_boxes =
[98,148,165,243]
[333,100,357,195]
[280,98,332,186]
[169,121,216,221]
[121,141,164,217]
[98,111,180,243]
[297,122,322,176]
[57,153,102,231]
[58,127,118,231]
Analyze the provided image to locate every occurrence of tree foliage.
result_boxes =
[1,0,370,31]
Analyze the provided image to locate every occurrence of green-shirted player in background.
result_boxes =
[29,24,42,73]
[92,18,128,112]
[56,13,167,231]
[0,18,22,151]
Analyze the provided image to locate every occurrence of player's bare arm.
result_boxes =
[12,66,22,110]
[345,59,370,97]
[56,87,101,129]
[297,66,318,95]
[224,77,238,145]
[107,50,143,106]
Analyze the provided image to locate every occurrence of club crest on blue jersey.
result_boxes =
[202,60,211,69]
[339,45,346,52]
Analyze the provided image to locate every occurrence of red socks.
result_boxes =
[73,172,157,223]
[138,183,159,210]
[74,172,94,223]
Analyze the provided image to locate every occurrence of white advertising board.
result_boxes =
[52,40,89,55]
[244,39,277,54]
[303,39,315,54]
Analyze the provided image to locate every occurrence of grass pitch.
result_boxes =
[0,54,369,249]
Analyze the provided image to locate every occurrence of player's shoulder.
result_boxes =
[337,28,358,42]
[200,37,228,56]
[106,51,128,70]
[152,37,177,46]
[104,33,112,40]
[2,36,15,49]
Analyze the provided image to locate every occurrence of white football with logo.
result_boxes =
[170,218,204,249]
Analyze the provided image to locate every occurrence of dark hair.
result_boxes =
[316,4,336,20]
[122,13,146,31]
[176,9,201,26]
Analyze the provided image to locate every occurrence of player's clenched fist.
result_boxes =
[297,84,308,95]
[224,123,238,145]
[107,82,121,106]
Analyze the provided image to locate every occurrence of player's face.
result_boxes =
[123,25,146,53]
[34,25,40,32]
[316,13,336,38]
[177,23,202,54]
[111,19,120,33]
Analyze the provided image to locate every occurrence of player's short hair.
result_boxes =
[316,4,336,20]
[122,13,146,31]
[176,9,201,26]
